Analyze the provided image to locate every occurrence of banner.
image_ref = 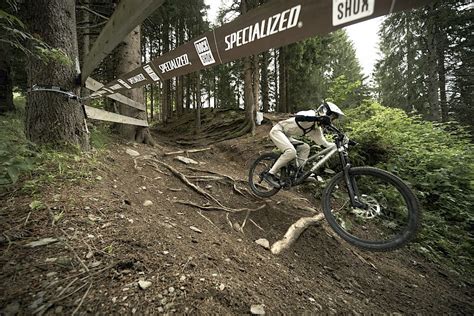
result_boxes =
[90,0,433,97]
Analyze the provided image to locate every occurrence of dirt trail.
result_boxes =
[1,122,472,315]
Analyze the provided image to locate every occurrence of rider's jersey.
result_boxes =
[275,110,334,148]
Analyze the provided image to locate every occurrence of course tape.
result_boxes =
[90,0,432,98]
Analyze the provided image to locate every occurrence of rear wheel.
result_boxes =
[322,167,420,251]
[248,152,281,197]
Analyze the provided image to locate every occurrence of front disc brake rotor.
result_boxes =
[351,194,381,219]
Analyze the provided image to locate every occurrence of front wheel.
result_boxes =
[322,167,421,251]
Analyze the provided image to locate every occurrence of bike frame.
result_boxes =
[292,124,365,209]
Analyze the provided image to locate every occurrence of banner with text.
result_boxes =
[90,0,432,97]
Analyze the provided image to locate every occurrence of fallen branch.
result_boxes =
[61,229,89,273]
[271,213,325,255]
[164,147,211,156]
[250,219,265,231]
[72,282,92,315]
[350,248,377,270]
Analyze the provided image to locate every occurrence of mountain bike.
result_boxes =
[248,122,421,252]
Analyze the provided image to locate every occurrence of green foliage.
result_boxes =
[0,110,105,193]
[89,124,114,149]
[29,200,46,211]
[327,75,363,108]
[282,29,365,112]
[344,102,474,272]
[0,6,71,64]
[0,112,35,186]
[373,0,473,128]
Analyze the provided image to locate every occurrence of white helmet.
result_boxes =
[317,101,345,119]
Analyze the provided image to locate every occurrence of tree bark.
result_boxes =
[195,71,201,133]
[25,0,89,149]
[437,31,448,122]
[405,16,415,113]
[261,51,269,113]
[79,4,90,99]
[253,54,260,111]
[243,56,256,135]
[0,58,14,114]
[185,74,191,112]
[273,49,279,112]
[278,47,288,113]
[114,26,154,145]
[425,5,441,121]
[241,0,256,135]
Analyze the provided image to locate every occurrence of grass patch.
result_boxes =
[0,101,111,194]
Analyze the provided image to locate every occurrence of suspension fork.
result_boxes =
[338,147,365,209]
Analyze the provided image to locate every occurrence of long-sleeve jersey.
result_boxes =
[275,110,334,148]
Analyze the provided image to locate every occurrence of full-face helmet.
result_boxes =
[316,101,345,120]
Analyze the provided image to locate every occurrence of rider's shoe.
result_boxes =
[263,172,281,188]
[304,175,318,183]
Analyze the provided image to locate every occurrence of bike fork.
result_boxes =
[340,153,365,209]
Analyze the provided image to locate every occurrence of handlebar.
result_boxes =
[325,123,358,148]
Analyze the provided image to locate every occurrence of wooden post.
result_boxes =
[81,0,165,83]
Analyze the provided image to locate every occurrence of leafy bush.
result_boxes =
[343,102,474,272]
[0,101,107,193]
[0,112,35,186]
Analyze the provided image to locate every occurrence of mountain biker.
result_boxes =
[264,102,345,188]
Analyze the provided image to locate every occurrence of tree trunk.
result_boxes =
[241,0,256,135]
[273,49,279,112]
[214,75,218,108]
[150,84,154,121]
[278,47,288,113]
[114,26,154,145]
[261,51,269,113]
[25,0,89,149]
[185,74,191,112]
[405,17,416,113]
[425,6,441,121]
[195,72,201,133]
[437,32,448,122]
[253,54,260,111]
[244,56,256,135]
[0,58,14,113]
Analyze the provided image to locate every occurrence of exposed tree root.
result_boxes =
[175,200,265,214]
[271,213,325,255]
[186,166,258,198]
[150,159,224,207]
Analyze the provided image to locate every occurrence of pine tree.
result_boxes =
[374,0,473,127]
[25,0,89,149]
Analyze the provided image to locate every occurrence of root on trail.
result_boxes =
[164,147,211,156]
[271,213,325,255]
[175,200,266,214]
[150,159,224,207]
[145,157,264,215]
